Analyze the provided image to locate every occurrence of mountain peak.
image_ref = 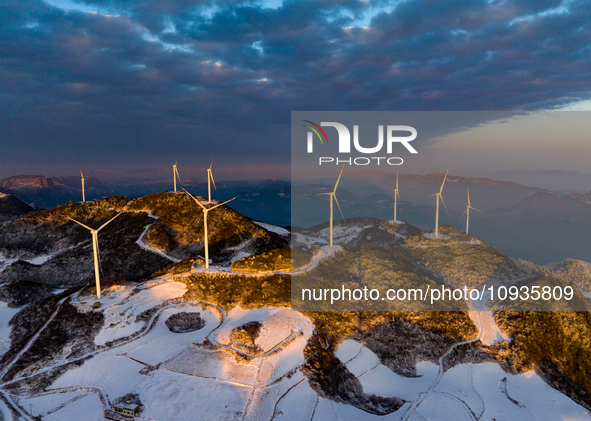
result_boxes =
[257,178,288,188]
[0,175,64,189]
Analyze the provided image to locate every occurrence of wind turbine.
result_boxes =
[429,170,449,238]
[64,212,122,299]
[207,159,217,203]
[80,170,85,203]
[182,188,236,269]
[393,171,400,223]
[317,165,346,248]
[173,162,181,192]
[461,185,484,235]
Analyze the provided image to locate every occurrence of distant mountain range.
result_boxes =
[312,169,547,213]
[494,170,591,195]
[1,173,590,265]
[0,175,291,226]
[0,175,108,209]
[473,191,591,264]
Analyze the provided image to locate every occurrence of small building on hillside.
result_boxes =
[113,402,140,418]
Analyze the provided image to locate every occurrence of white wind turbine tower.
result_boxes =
[80,170,85,203]
[317,165,346,248]
[64,212,122,299]
[182,188,236,269]
[173,162,181,192]
[429,169,449,238]
[393,171,400,223]
[207,159,217,203]
[461,185,484,235]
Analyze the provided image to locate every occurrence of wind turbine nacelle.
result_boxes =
[310,123,418,154]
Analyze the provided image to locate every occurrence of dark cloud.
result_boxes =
[0,0,590,178]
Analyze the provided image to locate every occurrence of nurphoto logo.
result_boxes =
[303,120,418,166]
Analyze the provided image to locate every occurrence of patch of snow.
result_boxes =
[334,339,363,363]
[423,233,451,240]
[214,307,311,355]
[336,341,439,402]
[40,393,105,421]
[127,304,217,365]
[0,301,20,357]
[165,347,260,385]
[25,253,55,265]
[253,221,289,236]
[47,298,316,421]
[333,339,589,421]
[433,364,484,417]
[469,290,510,346]
[311,395,408,420]
[361,361,439,403]
[0,252,18,274]
[414,392,473,421]
[343,347,380,377]
[0,398,13,421]
[142,369,251,421]
[380,225,405,238]
[20,390,82,417]
[51,356,145,406]
[471,363,590,421]
[0,246,77,272]
[274,378,318,420]
[405,238,481,249]
[293,224,375,248]
[201,244,338,276]
[92,282,188,346]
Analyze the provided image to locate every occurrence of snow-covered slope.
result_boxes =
[333,340,590,421]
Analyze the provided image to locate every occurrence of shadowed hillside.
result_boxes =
[0,193,34,222]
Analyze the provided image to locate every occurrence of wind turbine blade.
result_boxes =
[396,171,399,189]
[471,206,484,214]
[210,171,217,191]
[333,195,345,222]
[460,208,468,220]
[181,187,206,210]
[80,170,84,179]
[96,238,104,276]
[467,186,471,206]
[439,170,448,194]
[316,193,331,196]
[63,215,93,231]
[440,195,449,217]
[428,194,438,198]
[333,165,345,193]
[97,212,122,231]
[396,189,400,200]
[175,167,181,183]
[210,158,214,170]
[209,197,237,211]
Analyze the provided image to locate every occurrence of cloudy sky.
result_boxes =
[1,0,590,180]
